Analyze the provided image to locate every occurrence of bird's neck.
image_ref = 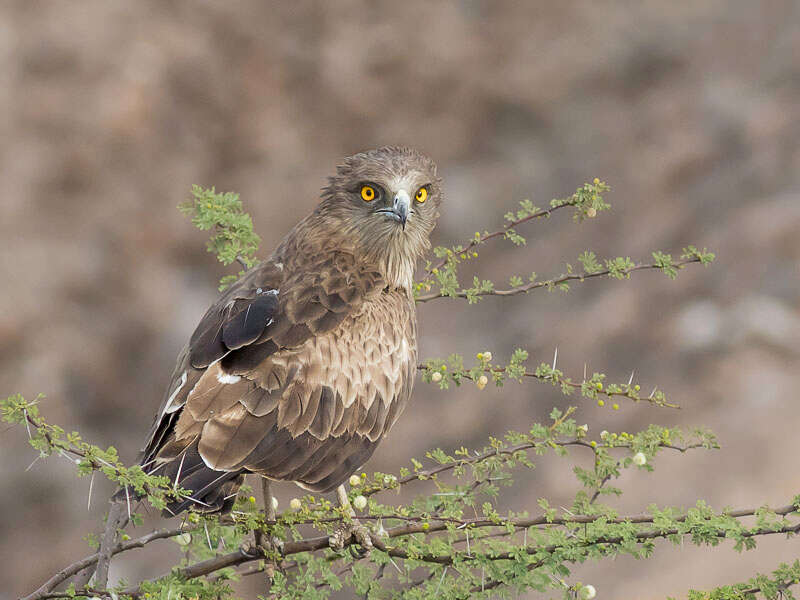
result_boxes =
[277,212,426,296]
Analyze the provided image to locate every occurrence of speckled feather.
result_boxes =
[136,147,441,514]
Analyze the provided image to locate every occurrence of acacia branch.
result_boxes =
[22,527,192,600]
[362,437,703,498]
[474,520,800,593]
[423,200,581,278]
[29,499,800,599]
[416,256,702,302]
[416,362,679,409]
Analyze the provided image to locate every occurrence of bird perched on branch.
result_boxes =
[134,147,441,538]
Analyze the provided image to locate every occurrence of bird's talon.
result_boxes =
[330,520,373,557]
[240,541,259,559]
[255,532,284,557]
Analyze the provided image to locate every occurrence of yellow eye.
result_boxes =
[415,186,428,203]
[360,185,376,202]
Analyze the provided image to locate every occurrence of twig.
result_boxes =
[416,257,702,302]
[363,437,702,497]
[416,363,679,409]
[422,200,580,278]
[93,501,127,590]
[22,527,191,600]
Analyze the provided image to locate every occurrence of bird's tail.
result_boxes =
[114,444,245,517]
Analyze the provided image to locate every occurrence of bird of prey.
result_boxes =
[136,146,441,523]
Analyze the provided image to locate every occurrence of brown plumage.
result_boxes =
[137,147,441,515]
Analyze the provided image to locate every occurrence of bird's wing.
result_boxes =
[139,251,401,491]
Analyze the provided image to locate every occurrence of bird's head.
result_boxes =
[320,146,442,290]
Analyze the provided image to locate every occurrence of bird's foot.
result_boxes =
[329,519,373,557]
[253,528,285,571]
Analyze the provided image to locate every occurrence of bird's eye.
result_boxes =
[360,185,376,202]
[415,186,428,203]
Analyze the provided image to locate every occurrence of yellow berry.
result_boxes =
[597,399,605,407]
[249,496,256,504]
[476,353,483,360]
[596,382,603,391]
[593,178,600,185]
[612,403,620,410]
[590,441,597,448]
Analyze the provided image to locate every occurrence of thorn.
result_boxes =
[583,363,587,381]
[205,522,213,550]
[388,556,402,573]
[434,567,448,595]
[125,486,132,520]
[25,455,41,472]
[649,386,657,399]
[552,347,558,370]
[628,370,635,386]
[88,471,95,511]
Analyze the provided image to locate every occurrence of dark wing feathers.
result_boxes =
[221,294,279,350]
[188,261,284,369]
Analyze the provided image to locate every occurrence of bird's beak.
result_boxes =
[392,189,410,229]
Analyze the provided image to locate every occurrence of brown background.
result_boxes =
[2,1,800,598]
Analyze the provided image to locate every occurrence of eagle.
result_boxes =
[135,147,441,523]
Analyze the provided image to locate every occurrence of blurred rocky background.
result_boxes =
[2,1,800,597]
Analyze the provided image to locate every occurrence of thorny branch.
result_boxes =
[416,256,703,302]
[423,199,581,278]
[416,362,680,409]
[29,500,800,599]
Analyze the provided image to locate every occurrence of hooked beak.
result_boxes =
[391,189,410,229]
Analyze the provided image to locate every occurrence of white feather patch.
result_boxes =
[216,372,242,384]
